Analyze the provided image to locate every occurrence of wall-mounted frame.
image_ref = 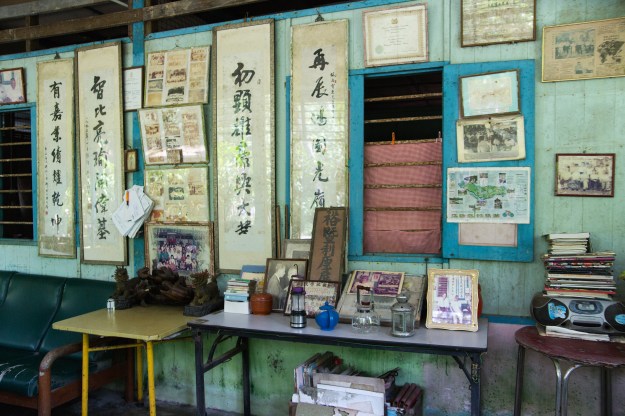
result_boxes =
[123,66,143,111]
[456,115,526,162]
[282,238,311,259]
[283,280,340,317]
[0,67,26,104]
[125,149,138,172]
[263,258,308,312]
[139,104,207,165]
[555,153,615,197]
[308,207,347,282]
[461,0,536,47]
[145,46,210,107]
[290,20,349,239]
[144,166,210,223]
[213,19,275,272]
[363,3,428,67]
[426,268,479,332]
[76,42,126,265]
[37,58,75,258]
[542,17,625,82]
[460,70,520,118]
[145,222,214,277]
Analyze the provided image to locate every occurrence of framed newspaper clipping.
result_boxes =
[542,17,625,82]
[461,0,535,47]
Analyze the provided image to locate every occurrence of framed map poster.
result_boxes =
[76,42,126,264]
[213,20,275,272]
[145,46,210,106]
[37,58,76,258]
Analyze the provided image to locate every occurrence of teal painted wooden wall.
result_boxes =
[0,0,624,414]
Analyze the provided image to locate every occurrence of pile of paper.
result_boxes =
[112,185,154,238]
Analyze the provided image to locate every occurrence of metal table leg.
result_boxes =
[242,337,250,416]
[82,333,89,416]
[194,330,207,416]
[560,363,581,416]
[146,341,156,416]
[513,345,526,416]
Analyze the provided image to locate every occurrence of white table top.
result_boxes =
[188,311,488,352]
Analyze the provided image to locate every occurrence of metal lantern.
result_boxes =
[391,292,416,337]
[290,286,307,328]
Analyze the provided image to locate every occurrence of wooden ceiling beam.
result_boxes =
[0,0,266,44]
[0,0,120,19]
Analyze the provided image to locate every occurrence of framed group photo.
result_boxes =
[456,115,526,162]
[555,153,615,197]
[426,268,479,332]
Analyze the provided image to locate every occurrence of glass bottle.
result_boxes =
[391,291,416,337]
[290,286,306,328]
[351,285,380,333]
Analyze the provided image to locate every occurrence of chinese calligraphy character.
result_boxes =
[309,48,329,71]
[235,139,251,168]
[95,193,110,214]
[51,102,63,121]
[93,147,108,166]
[235,173,252,196]
[95,104,107,117]
[313,161,328,182]
[51,126,61,142]
[231,116,252,137]
[310,189,325,208]
[51,214,63,229]
[233,90,252,113]
[232,62,255,87]
[95,173,109,189]
[93,120,106,144]
[312,107,327,126]
[97,217,110,240]
[49,81,62,99]
[314,136,326,155]
[235,220,252,235]
[53,169,62,185]
[52,191,64,207]
[237,200,251,216]
[311,77,328,98]
[52,146,62,164]
[90,76,106,99]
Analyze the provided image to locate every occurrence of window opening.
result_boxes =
[0,110,33,239]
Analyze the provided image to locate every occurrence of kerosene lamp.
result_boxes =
[351,285,380,333]
[290,286,307,328]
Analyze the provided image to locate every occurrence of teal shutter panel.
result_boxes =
[442,60,535,262]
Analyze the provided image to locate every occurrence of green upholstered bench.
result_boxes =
[0,272,132,416]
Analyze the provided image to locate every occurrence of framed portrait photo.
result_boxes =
[0,67,26,105]
[460,70,520,118]
[555,153,615,197]
[263,258,308,312]
[282,238,311,259]
[283,280,340,317]
[125,149,138,172]
[426,269,479,332]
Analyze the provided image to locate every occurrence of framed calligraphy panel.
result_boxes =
[139,105,207,165]
[144,166,210,223]
[37,58,76,258]
[308,207,347,283]
[145,46,210,107]
[213,20,275,272]
[290,20,349,239]
[76,42,127,265]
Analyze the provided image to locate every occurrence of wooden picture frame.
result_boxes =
[0,67,26,104]
[426,269,479,332]
[283,280,340,317]
[123,66,143,111]
[145,222,214,277]
[542,17,625,82]
[308,207,347,282]
[460,70,520,118]
[125,149,138,172]
[461,0,536,47]
[263,258,308,312]
[555,153,615,197]
[363,3,428,67]
[456,115,526,162]
[76,42,126,265]
[282,238,311,259]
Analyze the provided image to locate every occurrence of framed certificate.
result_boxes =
[460,70,520,118]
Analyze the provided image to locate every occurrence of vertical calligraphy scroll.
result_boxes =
[213,20,275,272]
[37,59,75,258]
[76,42,127,264]
[290,20,349,238]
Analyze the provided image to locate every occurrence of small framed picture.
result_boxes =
[123,66,144,111]
[282,238,311,259]
[0,67,26,105]
[283,280,340,317]
[125,149,138,172]
[555,153,615,197]
[263,258,308,312]
[460,70,520,118]
[426,268,479,332]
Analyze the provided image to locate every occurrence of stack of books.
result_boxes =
[545,232,590,255]
[542,251,616,300]
[224,279,257,314]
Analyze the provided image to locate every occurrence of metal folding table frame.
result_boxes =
[189,312,488,416]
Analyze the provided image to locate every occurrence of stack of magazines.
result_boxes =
[542,245,616,300]
[544,232,590,255]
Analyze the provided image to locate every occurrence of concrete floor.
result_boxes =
[0,388,241,416]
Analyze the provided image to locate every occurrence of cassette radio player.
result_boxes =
[531,293,625,334]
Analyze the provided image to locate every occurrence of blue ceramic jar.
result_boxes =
[315,301,339,331]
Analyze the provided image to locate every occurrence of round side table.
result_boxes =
[513,325,625,416]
